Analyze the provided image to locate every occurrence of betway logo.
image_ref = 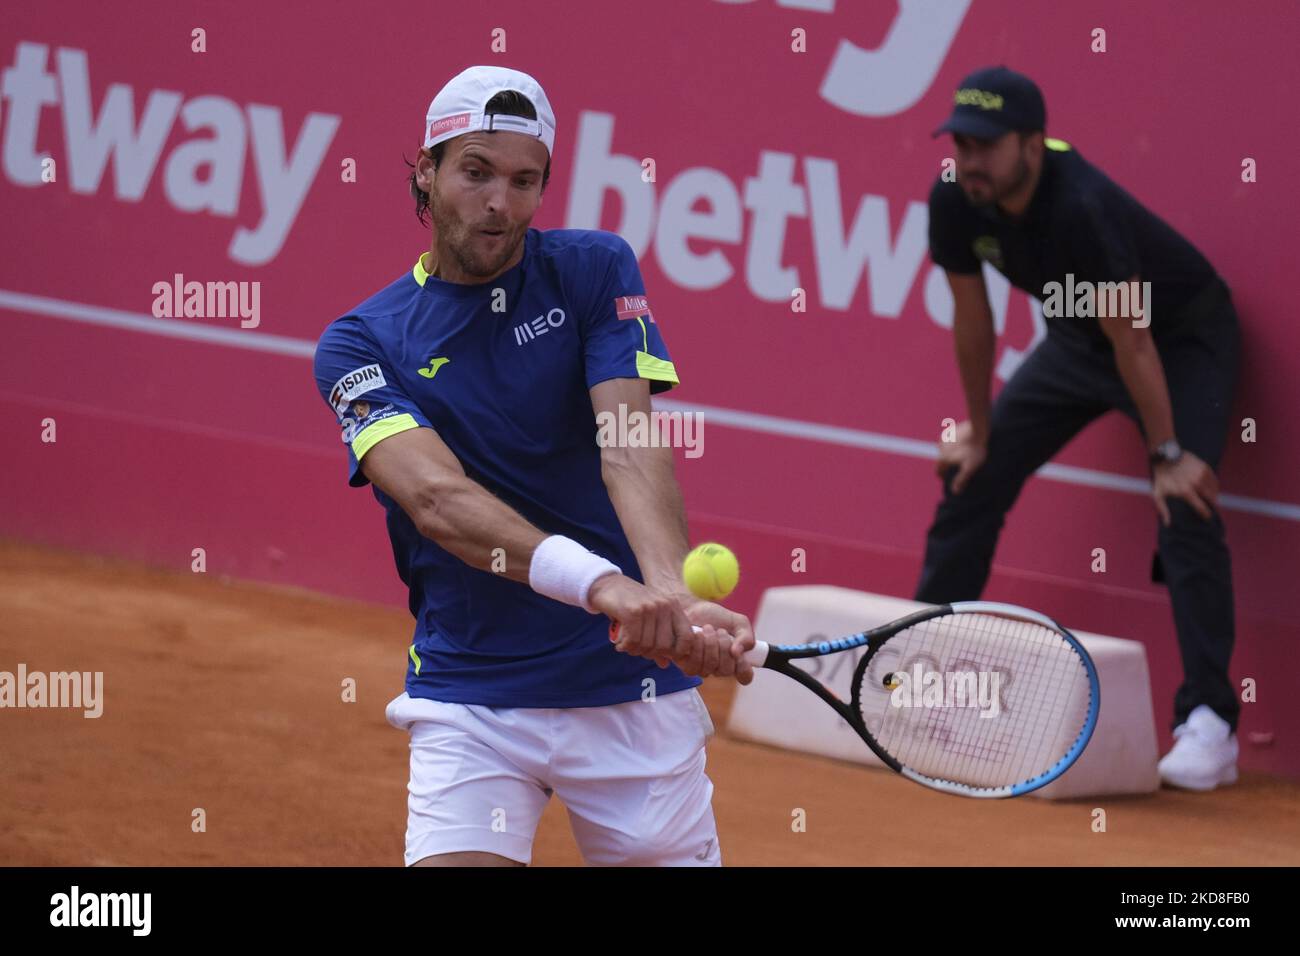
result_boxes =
[564,111,1046,382]
[715,0,972,118]
[0,42,339,265]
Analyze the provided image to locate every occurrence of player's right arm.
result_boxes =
[929,179,995,493]
[363,429,704,659]
[311,321,546,581]
[358,427,546,582]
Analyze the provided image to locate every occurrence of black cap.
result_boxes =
[933,66,1046,139]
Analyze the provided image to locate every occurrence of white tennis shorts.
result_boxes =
[385,687,721,867]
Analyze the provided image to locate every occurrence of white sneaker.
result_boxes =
[1158,704,1239,791]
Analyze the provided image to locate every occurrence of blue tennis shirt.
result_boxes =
[313,228,702,707]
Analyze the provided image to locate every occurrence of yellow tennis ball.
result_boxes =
[683,543,740,601]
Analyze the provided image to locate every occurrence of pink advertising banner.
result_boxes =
[3,1,1298,773]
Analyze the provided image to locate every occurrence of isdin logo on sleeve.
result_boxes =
[329,364,386,414]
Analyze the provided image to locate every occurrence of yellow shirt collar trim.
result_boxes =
[413,252,434,287]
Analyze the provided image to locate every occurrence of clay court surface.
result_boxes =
[2,538,1297,867]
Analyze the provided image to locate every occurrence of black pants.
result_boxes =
[914,280,1241,733]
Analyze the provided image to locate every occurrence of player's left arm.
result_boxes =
[1098,275,1219,526]
[590,376,690,595]
[590,377,755,681]
[581,235,755,676]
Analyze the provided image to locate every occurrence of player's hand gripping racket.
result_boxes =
[742,601,1099,797]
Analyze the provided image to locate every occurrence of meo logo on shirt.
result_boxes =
[513,307,566,346]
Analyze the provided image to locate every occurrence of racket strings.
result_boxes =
[950,615,1079,786]
[936,613,1080,787]
[856,612,1091,790]
[929,612,1070,786]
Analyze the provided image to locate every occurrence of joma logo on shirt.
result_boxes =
[417,357,450,378]
[514,308,567,346]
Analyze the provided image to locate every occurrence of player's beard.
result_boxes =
[429,188,524,279]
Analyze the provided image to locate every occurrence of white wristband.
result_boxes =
[528,535,621,612]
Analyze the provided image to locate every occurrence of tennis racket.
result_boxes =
[619,601,1099,797]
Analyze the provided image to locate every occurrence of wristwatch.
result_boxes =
[1149,438,1183,467]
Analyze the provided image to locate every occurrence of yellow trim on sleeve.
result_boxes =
[635,352,679,386]
[352,413,421,460]
[408,644,422,676]
[635,316,649,352]
[1045,137,1072,152]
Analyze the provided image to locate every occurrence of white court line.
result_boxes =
[0,289,315,358]
[6,289,1298,523]
[655,400,1299,521]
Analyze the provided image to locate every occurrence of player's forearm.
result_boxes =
[413,476,548,584]
[953,308,996,442]
[1112,340,1176,448]
[600,445,692,596]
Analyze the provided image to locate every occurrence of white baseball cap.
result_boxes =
[423,66,556,156]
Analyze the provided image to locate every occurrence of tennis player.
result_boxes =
[917,66,1241,791]
[313,65,755,866]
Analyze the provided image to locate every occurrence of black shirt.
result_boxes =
[928,140,1221,347]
